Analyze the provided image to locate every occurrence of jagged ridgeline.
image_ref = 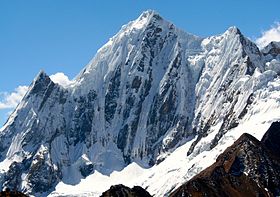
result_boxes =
[0,10,280,196]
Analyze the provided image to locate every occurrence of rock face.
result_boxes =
[261,121,280,158]
[170,122,280,197]
[0,188,28,197]
[100,184,152,197]
[1,10,280,196]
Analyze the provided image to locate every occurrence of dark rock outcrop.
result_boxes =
[100,184,152,197]
[262,41,280,57]
[261,121,280,158]
[0,188,28,197]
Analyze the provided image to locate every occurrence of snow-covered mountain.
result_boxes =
[1,10,280,196]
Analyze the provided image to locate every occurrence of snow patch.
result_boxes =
[50,162,145,197]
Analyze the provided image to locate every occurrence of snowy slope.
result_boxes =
[1,10,280,196]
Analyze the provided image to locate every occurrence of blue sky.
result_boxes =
[0,0,280,126]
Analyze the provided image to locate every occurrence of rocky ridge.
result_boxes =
[171,122,280,197]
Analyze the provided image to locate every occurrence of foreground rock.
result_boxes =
[0,188,28,197]
[170,122,280,197]
[100,184,152,197]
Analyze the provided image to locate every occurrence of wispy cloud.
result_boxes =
[0,86,29,110]
[256,22,280,49]
[50,72,73,87]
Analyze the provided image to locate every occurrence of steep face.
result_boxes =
[188,27,265,156]
[71,10,204,166]
[171,125,280,197]
[0,10,278,196]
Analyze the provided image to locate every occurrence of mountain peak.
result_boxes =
[76,10,201,84]
[139,9,160,19]
[225,26,242,36]
[29,70,53,95]
[128,10,165,31]
[34,70,49,82]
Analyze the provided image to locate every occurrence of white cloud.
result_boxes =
[0,86,29,110]
[256,22,280,49]
[50,72,73,87]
